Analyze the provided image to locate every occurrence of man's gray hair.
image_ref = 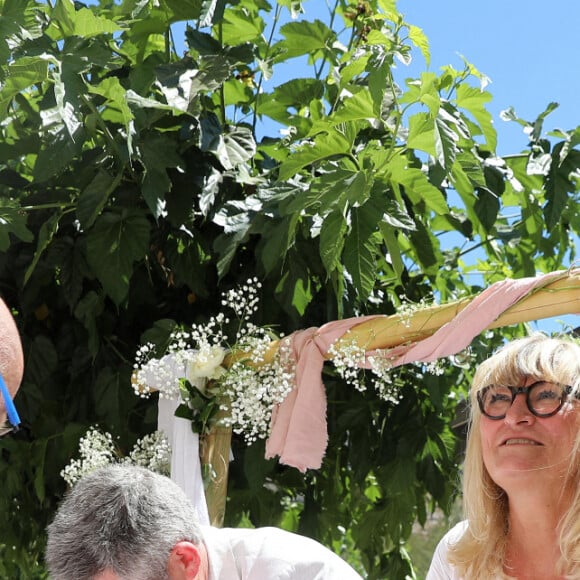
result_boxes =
[46,464,203,580]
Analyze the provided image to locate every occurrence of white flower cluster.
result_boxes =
[61,428,116,486]
[397,295,435,328]
[328,337,403,404]
[125,430,172,474]
[419,360,446,376]
[328,339,368,393]
[132,278,295,444]
[220,339,294,444]
[329,333,451,404]
[368,355,402,405]
[61,427,171,486]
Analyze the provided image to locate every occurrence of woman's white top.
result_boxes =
[426,520,468,580]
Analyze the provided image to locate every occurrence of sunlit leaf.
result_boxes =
[276,19,334,60]
[277,129,352,181]
[408,24,430,66]
[456,84,496,151]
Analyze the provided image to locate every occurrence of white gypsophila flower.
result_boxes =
[62,428,172,487]
[220,352,294,444]
[328,338,368,392]
[132,278,293,441]
[329,339,404,405]
[397,295,434,328]
[133,353,180,399]
[421,359,446,376]
[368,356,402,405]
[60,427,116,486]
[124,430,171,476]
[186,344,227,381]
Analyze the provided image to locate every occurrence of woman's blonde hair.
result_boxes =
[448,333,580,579]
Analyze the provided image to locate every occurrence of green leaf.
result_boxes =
[276,19,334,61]
[407,112,436,157]
[0,202,33,250]
[92,367,129,429]
[140,134,184,218]
[0,56,50,119]
[0,0,43,68]
[51,0,77,37]
[185,28,223,54]
[220,126,257,169]
[388,153,449,215]
[76,170,122,229]
[264,78,325,111]
[33,126,86,183]
[330,90,376,125]
[74,291,105,356]
[408,24,430,66]
[455,84,496,152]
[258,214,298,275]
[26,335,59,386]
[71,7,122,37]
[221,6,266,44]
[290,168,369,215]
[367,51,390,117]
[214,228,249,280]
[48,237,89,310]
[277,129,353,181]
[408,219,440,272]
[198,0,228,27]
[379,222,404,278]
[319,211,347,276]
[343,201,381,301]
[88,77,134,137]
[24,212,62,286]
[544,148,576,229]
[473,188,499,232]
[86,210,151,305]
[434,109,460,170]
[33,439,48,503]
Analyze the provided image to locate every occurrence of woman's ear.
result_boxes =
[167,541,201,579]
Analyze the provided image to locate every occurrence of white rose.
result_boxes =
[186,346,227,382]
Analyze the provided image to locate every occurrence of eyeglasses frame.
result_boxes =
[476,381,575,421]
[0,371,20,436]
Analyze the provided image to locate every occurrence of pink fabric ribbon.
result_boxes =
[265,270,575,471]
[265,316,380,471]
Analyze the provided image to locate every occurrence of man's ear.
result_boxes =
[167,541,201,579]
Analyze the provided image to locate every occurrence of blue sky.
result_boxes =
[396,0,580,155]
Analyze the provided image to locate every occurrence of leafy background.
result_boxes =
[0,0,578,577]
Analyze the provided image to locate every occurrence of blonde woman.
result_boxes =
[427,334,580,579]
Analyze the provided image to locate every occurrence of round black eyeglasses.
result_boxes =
[477,381,576,420]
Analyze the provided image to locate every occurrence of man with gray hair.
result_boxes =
[46,464,363,579]
[0,297,23,436]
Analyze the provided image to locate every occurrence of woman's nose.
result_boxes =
[504,393,534,424]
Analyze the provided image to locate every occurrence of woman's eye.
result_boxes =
[490,393,511,403]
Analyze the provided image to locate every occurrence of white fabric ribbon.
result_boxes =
[139,351,210,525]
[158,395,210,526]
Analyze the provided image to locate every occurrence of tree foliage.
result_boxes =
[0,0,579,577]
